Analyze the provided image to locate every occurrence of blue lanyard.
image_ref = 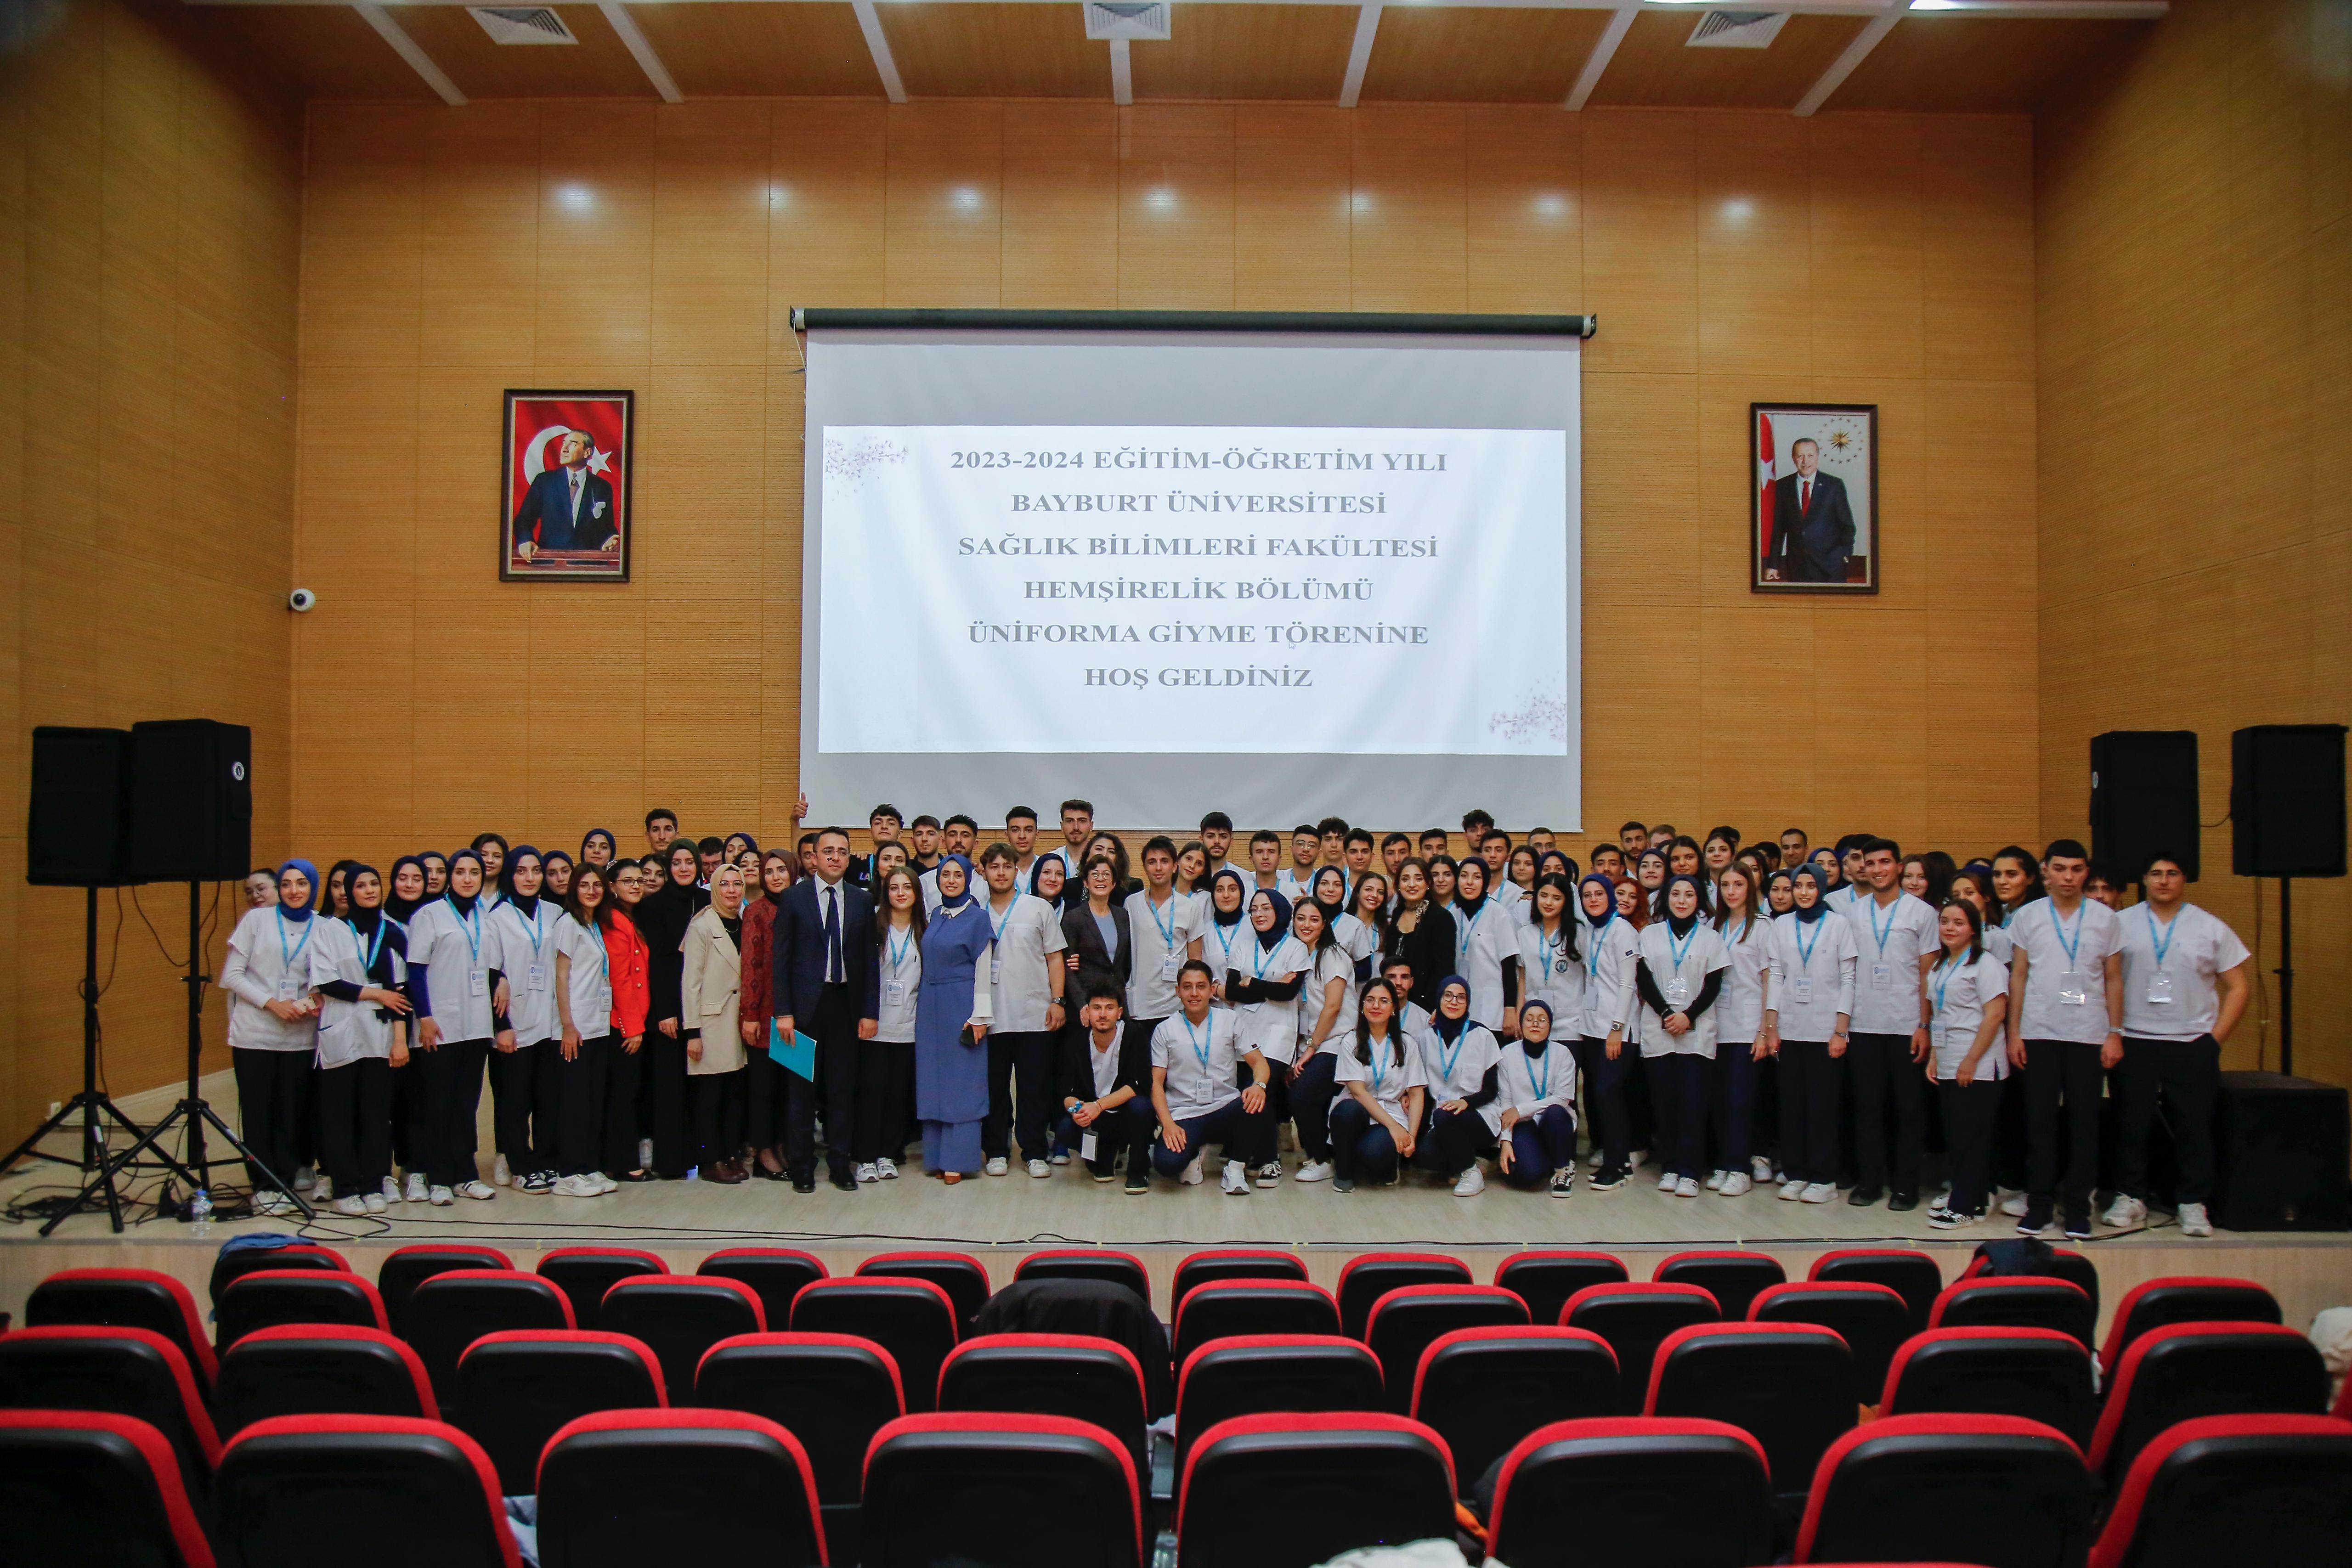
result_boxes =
[2051,902,2085,969]
[276,912,313,972]
[1148,894,1179,948]
[448,896,481,965]
[1434,1027,1465,1089]
[1210,920,1239,966]
[888,925,916,973]
[1586,920,1611,980]
[1367,1034,1390,1095]
[1869,896,1900,957]
[1251,936,1280,980]
[354,917,387,976]
[515,906,548,963]
[1182,1013,1215,1074]
[1525,1044,1551,1101]
[1794,915,1822,970]
[2145,907,2177,967]
[1456,903,1484,960]
[1668,922,1698,975]
[990,897,1016,942]
[1539,927,1562,974]
[1930,955,1959,1015]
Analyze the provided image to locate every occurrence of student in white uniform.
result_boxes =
[1415,976,1504,1196]
[1287,897,1355,1184]
[1840,837,1941,1210]
[1276,824,1319,902]
[859,866,925,1184]
[1518,873,1584,1021]
[1636,876,1732,1198]
[1449,855,1521,1040]
[2103,852,2250,1238]
[1344,873,1391,977]
[1922,897,2010,1229]
[487,848,562,1195]
[2004,838,2123,1240]
[220,859,325,1214]
[1951,868,2013,963]
[546,864,619,1198]
[1764,864,1857,1204]
[1572,874,1640,1192]
[405,849,499,1204]
[1148,960,1274,1194]
[1125,837,1202,1044]
[306,863,413,1216]
[1327,978,1426,1193]
[1199,868,1252,1000]
[980,841,1068,1177]
[1496,998,1577,1196]
[1224,888,1307,1184]
[1707,863,1773,1195]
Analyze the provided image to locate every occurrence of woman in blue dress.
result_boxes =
[914,854,996,1183]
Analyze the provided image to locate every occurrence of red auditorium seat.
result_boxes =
[1363,1283,1528,1412]
[1645,1323,1854,1514]
[0,1409,216,1568]
[1176,1412,1457,1568]
[1015,1247,1153,1305]
[790,1277,957,1413]
[2088,1415,2352,1568]
[215,1324,439,1431]
[1795,1413,2092,1567]
[938,1332,1149,1468]
[1170,1248,1307,1312]
[1485,1416,1773,1568]
[214,1268,388,1347]
[1561,1281,1721,1413]
[1409,1327,1618,1499]
[1750,1281,1912,1405]
[2086,1321,2329,1488]
[1173,1279,1339,1365]
[404,1269,576,1404]
[696,1248,827,1328]
[209,1243,348,1307]
[864,1412,1141,1568]
[1653,1250,1787,1324]
[1808,1248,1944,1334]
[1880,1327,2097,1449]
[695,1332,902,1567]
[0,1325,221,1499]
[1334,1253,1472,1341]
[535,1246,667,1331]
[2098,1275,2281,1368]
[1173,1335,1384,1470]
[1928,1276,2095,1348]
[1492,1250,1628,1330]
[452,1329,667,1496]
[856,1251,992,1328]
[536,1409,827,1568]
[376,1245,515,1340]
[25,1268,218,1392]
[595,1275,764,1395]
[212,1414,520,1568]
[1958,1246,2100,1316]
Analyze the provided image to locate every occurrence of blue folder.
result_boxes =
[769,1020,818,1083]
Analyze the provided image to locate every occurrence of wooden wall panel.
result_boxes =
[2035,0,2351,1089]
[0,0,300,1131]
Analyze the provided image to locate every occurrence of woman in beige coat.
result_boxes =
[682,863,750,1183]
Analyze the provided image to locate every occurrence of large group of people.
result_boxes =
[220,801,2250,1241]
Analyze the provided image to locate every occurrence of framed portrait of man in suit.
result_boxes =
[501,389,634,582]
[1751,402,1876,594]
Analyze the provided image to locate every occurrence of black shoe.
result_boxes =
[1888,1189,1920,1213]
[1332,1176,1356,1193]
[753,1163,787,1181]
[1589,1165,1628,1192]
[792,1176,816,1194]
[2017,1201,2053,1236]
[615,1168,655,1183]
[1124,1170,1149,1194]
[831,1175,858,1192]
[2062,1205,2092,1240]
[1848,1184,1884,1207]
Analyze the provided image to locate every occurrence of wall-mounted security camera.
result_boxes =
[288,588,318,613]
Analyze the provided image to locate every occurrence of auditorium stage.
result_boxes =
[5,1074,2348,1334]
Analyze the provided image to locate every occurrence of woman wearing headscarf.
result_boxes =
[487,847,562,1193]
[1636,874,1731,1199]
[420,852,448,897]
[1226,887,1307,1185]
[601,857,656,1182]
[1415,975,1502,1196]
[220,860,325,1214]
[309,863,413,1215]
[913,855,997,1184]
[403,849,499,1204]
[383,852,432,1197]
[630,841,704,1179]
[1496,998,1578,1196]
[579,828,617,871]
[739,848,796,1179]
[1572,873,1640,1192]
[1029,853,1070,913]
[680,863,752,1182]
[1763,863,1858,1204]
[1198,868,1252,1001]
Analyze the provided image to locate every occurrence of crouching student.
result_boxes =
[1327,979,1426,1194]
[310,863,413,1216]
[1497,998,1578,1197]
[1416,976,1504,1197]
[1056,982,1156,1192]
[1149,960,1274,1195]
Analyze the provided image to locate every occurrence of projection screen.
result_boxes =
[799,310,1584,830]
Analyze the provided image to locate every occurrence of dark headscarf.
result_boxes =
[1793,863,1833,924]
[500,845,543,921]
[580,828,616,864]
[276,859,319,922]
[1455,854,1491,919]
[1578,873,1617,932]
[1518,997,1554,1055]
[342,863,403,989]
[1309,866,1348,932]
[1028,855,1068,908]
[1432,975,1471,1043]
[1535,850,1575,883]
[444,849,484,918]
[1209,867,1249,928]
[936,853,978,914]
[385,856,428,925]
[1663,874,1706,937]
[1249,887,1292,952]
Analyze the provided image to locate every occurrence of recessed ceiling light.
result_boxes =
[1532,193,1568,220]
[950,186,983,213]
[1144,187,1178,214]
[554,182,594,213]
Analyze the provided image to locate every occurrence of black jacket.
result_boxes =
[1060,900,1133,1005]
[1059,1021,1154,1107]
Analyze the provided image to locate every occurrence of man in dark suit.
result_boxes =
[1764,438,1855,583]
[1054,982,1156,1191]
[770,826,878,1191]
[512,429,620,561]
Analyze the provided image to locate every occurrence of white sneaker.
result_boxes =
[1629,1148,1651,1169]
[1719,1172,1752,1196]
[405,1173,428,1203]
[1657,1171,1679,1192]
[1779,1178,1807,1201]
[494,1154,511,1187]
[985,1156,1009,1177]
[2102,1195,2148,1228]
[363,1191,388,1214]
[335,1194,366,1217]
[381,1176,402,1206]
[1589,1147,1607,1170]
[1705,1169,1727,1191]
[1221,1160,1250,1195]
[551,1174,588,1197]
[294,1165,317,1192]
[1026,1158,1051,1178]
[312,1174,331,1200]
[1453,1167,1486,1197]
[639,1137,654,1168]
[254,1190,293,1216]
[1802,1182,1837,1204]
[2178,1201,2214,1237]
[1675,1176,1700,1198]
[455,1179,496,1201]
[1182,1154,1205,1185]
[1049,1152,1071,1166]
[877,1158,899,1180]
[429,1184,454,1206]
[1293,1159,1333,1183]
[2001,1192,2031,1218]
[855,1162,880,1184]
[1751,1155,1776,1183]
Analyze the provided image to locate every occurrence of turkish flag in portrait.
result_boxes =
[503,392,633,581]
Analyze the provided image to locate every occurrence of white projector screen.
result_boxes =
[800,316,1581,830]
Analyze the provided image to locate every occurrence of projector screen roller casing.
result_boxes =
[801,324,1581,830]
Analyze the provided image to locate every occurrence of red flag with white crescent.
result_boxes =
[1757,412,1777,561]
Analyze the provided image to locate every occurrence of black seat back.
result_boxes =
[1798,1414,2092,1568]
[1174,1336,1384,1470]
[1751,1282,1911,1404]
[1177,1413,1456,1568]
[1410,1328,1618,1499]
[696,1331,901,1565]
[0,1327,219,1499]
[1171,1250,1307,1314]
[1335,1255,1471,1341]
[1932,1277,2095,1348]
[376,1246,514,1340]
[213,1416,514,1568]
[1363,1286,1529,1412]
[971,1279,1173,1418]
[26,1270,215,1391]
[1016,1249,1152,1305]
[791,1280,957,1414]
[215,1271,385,1348]
[1494,1252,1628,1331]
[1174,1282,1340,1366]
[1646,1325,1855,1507]
[1882,1328,2096,1448]
[1653,1252,1787,1325]
[0,1410,214,1568]
[452,1330,666,1496]
[864,1414,1140,1568]
[939,1334,1149,1469]
[209,1245,346,1308]
[536,1411,826,1568]
[1810,1249,1943,1334]
[856,1252,991,1330]
[596,1278,763,1397]
[2091,1324,2329,1488]
[215,1326,436,1432]
[695,1249,826,1331]
[1487,1417,1772,1568]
[537,1249,667,1331]
[405,1270,576,1404]
[2103,1277,2281,1367]
[2091,1416,2352,1568]
[1563,1285,1720,1413]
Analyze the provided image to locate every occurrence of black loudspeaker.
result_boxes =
[2211,1071,2351,1231]
[127,719,252,884]
[2231,724,2348,878]
[2089,730,2200,882]
[27,726,133,887]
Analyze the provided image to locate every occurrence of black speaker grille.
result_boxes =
[27,726,132,887]
[127,719,252,884]
[2089,730,2199,882]
[2231,725,2347,879]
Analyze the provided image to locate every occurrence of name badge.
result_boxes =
[1664,977,1690,1007]
[1790,976,1815,1003]
[527,963,548,991]
[1080,1131,1098,1162]
[1162,953,1182,981]
[595,985,612,1012]
[884,978,907,1006]
[276,973,307,1002]
[989,958,1002,984]
[469,970,488,997]
[1870,962,1894,991]
[2146,969,2175,1004]
[2058,970,2088,1006]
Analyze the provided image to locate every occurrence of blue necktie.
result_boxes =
[824,885,842,983]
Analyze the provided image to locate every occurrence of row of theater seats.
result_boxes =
[6,1242,2348,1567]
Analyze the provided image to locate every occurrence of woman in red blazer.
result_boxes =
[601,861,654,1179]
